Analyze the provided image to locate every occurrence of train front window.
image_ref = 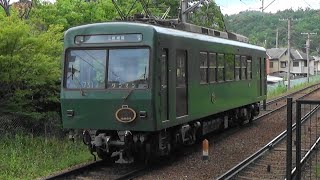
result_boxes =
[66,50,107,89]
[108,48,149,89]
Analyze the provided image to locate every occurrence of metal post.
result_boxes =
[181,0,188,23]
[286,98,293,180]
[301,32,317,81]
[307,33,310,83]
[296,101,301,180]
[276,28,279,48]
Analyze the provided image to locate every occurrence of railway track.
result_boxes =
[42,161,147,180]
[41,83,320,180]
[217,104,320,179]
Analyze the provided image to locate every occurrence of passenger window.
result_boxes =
[200,52,208,84]
[247,56,252,79]
[217,54,225,81]
[235,55,240,81]
[209,53,217,83]
[225,54,234,81]
[241,56,247,80]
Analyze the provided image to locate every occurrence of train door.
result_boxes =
[258,57,263,96]
[160,48,169,122]
[176,50,188,117]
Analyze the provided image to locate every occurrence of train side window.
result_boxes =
[241,56,247,80]
[235,55,240,81]
[160,49,168,88]
[177,51,187,86]
[217,54,225,82]
[225,54,234,81]
[247,56,252,79]
[209,53,217,83]
[200,52,208,84]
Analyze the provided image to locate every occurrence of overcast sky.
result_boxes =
[215,0,320,15]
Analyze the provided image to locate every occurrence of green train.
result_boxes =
[61,21,266,162]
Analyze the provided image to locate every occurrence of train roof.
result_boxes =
[66,22,266,52]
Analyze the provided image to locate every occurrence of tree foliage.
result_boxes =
[0,15,63,120]
[225,9,320,55]
[0,0,226,123]
[190,0,225,30]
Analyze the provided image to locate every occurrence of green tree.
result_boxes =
[189,0,225,30]
[0,16,63,121]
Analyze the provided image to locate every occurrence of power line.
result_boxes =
[302,0,311,8]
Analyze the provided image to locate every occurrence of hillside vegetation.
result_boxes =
[225,9,320,55]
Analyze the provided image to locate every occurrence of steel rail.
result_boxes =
[216,104,320,180]
[265,83,319,105]
[253,84,320,122]
[114,166,148,180]
[42,160,105,180]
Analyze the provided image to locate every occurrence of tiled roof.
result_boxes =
[266,48,287,59]
[267,48,313,61]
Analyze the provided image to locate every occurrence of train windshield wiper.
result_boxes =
[67,66,85,96]
[123,88,134,100]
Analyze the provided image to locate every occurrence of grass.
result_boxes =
[267,76,320,100]
[0,135,92,180]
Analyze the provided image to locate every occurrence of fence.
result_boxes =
[268,75,320,91]
[0,112,65,138]
[287,99,320,180]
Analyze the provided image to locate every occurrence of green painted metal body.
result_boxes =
[61,22,266,132]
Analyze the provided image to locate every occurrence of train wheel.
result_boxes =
[248,112,254,123]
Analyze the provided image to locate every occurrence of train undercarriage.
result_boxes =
[82,103,260,163]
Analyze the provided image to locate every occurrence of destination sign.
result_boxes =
[74,34,143,44]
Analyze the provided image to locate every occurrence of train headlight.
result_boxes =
[75,35,85,44]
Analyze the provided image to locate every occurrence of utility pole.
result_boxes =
[181,0,188,23]
[301,32,317,83]
[287,18,291,90]
[261,0,264,12]
[276,28,279,48]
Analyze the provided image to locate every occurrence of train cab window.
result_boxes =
[108,48,149,89]
[241,56,247,80]
[217,54,225,82]
[235,55,240,81]
[65,50,107,89]
[209,53,217,83]
[247,56,252,79]
[200,52,208,83]
[225,54,234,81]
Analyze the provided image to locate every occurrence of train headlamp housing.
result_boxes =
[75,35,85,45]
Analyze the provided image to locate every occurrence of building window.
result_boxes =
[281,62,287,68]
[293,62,299,67]
[304,61,307,67]
[200,52,208,83]
[270,62,273,68]
[209,53,217,83]
[217,54,225,81]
